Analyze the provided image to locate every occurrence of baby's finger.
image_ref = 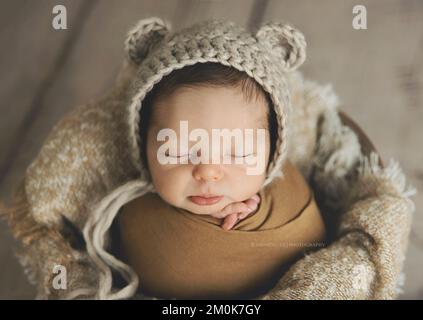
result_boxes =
[221,213,239,231]
[212,202,251,219]
[244,198,259,210]
[251,194,260,203]
[221,202,251,218]
[239,207,256,220]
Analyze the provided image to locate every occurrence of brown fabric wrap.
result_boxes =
[116,161,326,299]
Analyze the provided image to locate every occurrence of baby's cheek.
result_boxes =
[153,167,190,203]
[237,175,265,199]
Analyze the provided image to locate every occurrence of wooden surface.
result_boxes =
[0,0,422,299]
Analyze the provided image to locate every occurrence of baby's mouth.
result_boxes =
[188,194,223,206]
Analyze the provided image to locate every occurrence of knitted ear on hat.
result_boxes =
[125,17,171,64]
[255,21,306,72]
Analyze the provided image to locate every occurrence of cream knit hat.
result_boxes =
[82,17,307,299]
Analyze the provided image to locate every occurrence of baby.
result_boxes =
[115,63,326,299]
[138,62,275,230]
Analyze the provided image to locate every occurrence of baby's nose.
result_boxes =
[193,164,224,182]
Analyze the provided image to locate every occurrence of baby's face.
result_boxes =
[146,85,270,215]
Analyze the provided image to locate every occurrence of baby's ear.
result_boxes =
[255,21,306,72]
[125,17,171,65]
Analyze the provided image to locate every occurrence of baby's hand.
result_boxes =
[210,194,261,231]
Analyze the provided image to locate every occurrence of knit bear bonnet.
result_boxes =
[126,17,306,185]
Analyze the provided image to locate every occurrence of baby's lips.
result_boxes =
[252,194,260,203]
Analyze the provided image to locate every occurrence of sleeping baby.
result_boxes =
[115,62,326,299]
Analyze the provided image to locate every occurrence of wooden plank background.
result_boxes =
[0,0,422,299]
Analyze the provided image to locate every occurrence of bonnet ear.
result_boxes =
[255,21,307,72]
[125,17,171,64]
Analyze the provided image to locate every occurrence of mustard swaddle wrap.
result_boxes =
[116,161,326,299]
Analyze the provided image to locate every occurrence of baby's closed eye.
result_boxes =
[228,153,255,158]
[164,149,256,159]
